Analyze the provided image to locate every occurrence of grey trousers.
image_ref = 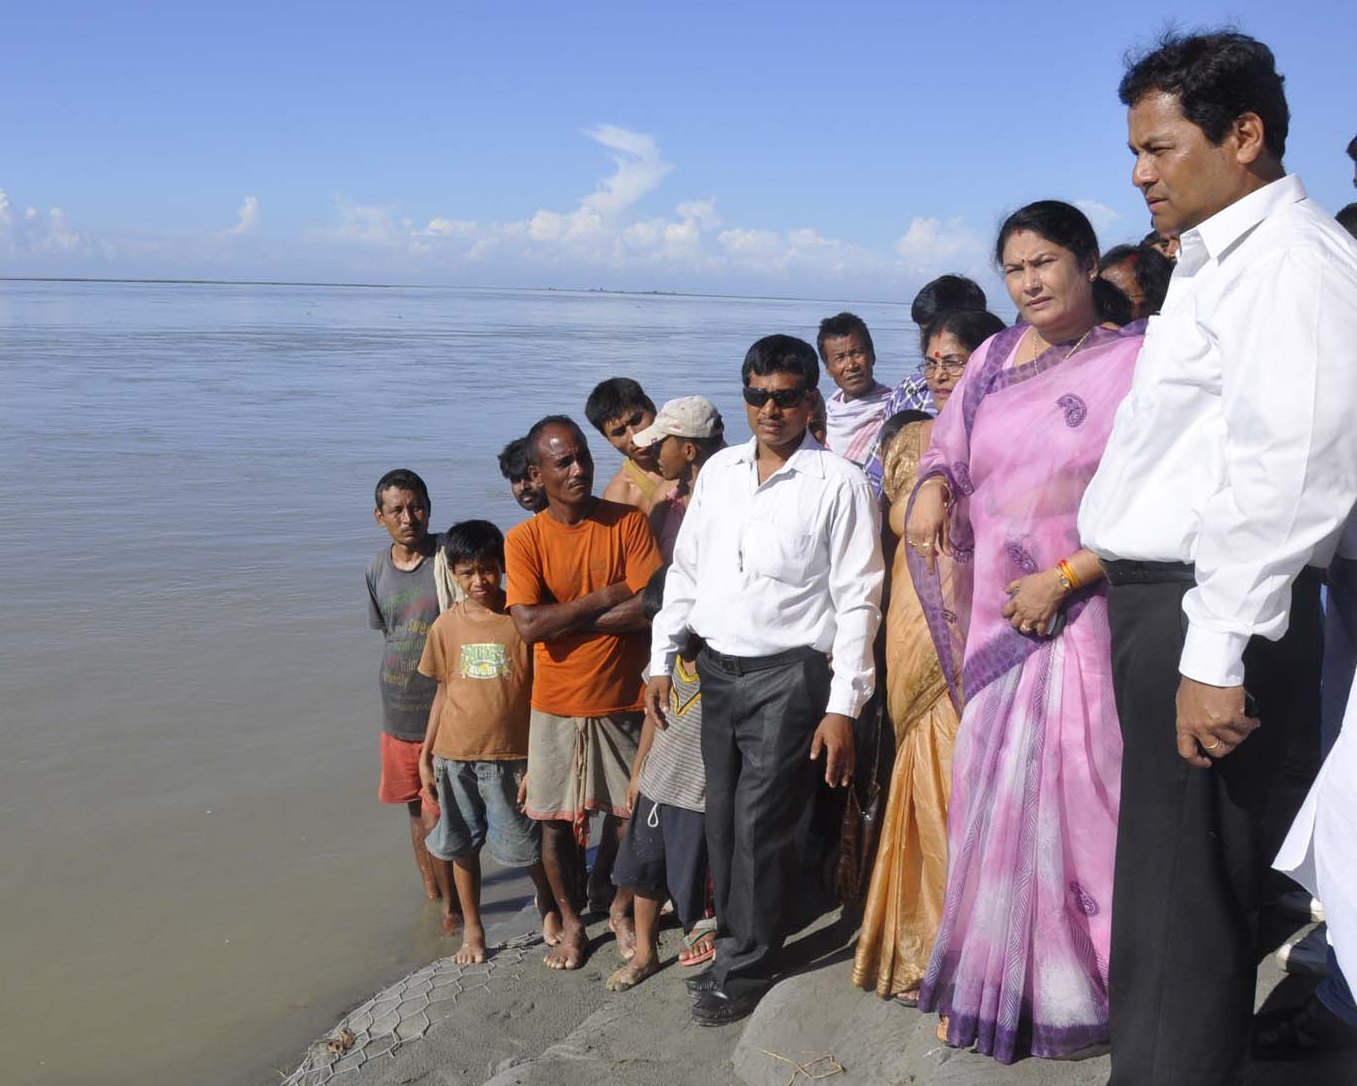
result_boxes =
[698,646,831,999]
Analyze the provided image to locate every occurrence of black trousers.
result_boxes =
[1106,570,1321,1086]
[698,646,831,999]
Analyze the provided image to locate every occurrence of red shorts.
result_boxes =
[378,733,438,815]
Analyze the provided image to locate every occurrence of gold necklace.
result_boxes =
[1028,325,1093,364]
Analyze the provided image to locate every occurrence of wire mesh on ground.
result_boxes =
[281,932,540,1085]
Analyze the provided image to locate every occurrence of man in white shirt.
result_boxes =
[646,334,884,1026]
[1078,31,1357,1085]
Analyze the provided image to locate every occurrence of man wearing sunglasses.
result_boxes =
[646,334,884,1026]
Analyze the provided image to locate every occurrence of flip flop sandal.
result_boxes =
[678,920,718,967]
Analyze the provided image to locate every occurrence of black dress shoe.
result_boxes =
[686,967,718,995]
[691,987,763,1027]
[1254,995,1357,1060]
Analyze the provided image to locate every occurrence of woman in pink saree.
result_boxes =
[905,201,1144,1062]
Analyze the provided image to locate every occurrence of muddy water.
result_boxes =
[0,280,915,1085]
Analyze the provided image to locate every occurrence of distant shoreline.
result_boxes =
[0,275,911,308]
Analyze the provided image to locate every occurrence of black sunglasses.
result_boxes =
[742,385,809,409]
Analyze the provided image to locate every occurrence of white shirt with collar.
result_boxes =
[649,430,884,718]
[1079,174,1357,687]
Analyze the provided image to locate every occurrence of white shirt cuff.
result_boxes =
[1179,623,1250,688]
[649,650,677,680]
[826,679,869,719]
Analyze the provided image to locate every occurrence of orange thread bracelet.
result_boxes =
[1058,558,1083,590]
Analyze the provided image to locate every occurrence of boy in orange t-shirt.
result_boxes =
[418,520,560,964]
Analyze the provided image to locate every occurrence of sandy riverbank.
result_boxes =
[282,888,1351,1086]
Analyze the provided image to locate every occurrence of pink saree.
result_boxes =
[910,321,1142,1062]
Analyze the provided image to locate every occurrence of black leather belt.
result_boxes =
[699,644,823,676]
[1101,559,1196,586]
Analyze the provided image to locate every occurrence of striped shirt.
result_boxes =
[638,655,705,812]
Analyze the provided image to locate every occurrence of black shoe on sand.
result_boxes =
[686,967,717,996]
[692,988,762,1027]
[1254,995,1357,1060]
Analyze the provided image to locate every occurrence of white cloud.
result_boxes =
[0,128,1093,298]
[578,124,671,218]
[223,195,259,236]
[0,190,87,256]
[894,217,985,273]
[1075,198,1121,233]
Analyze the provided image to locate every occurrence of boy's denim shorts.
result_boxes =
[427,757,539,868]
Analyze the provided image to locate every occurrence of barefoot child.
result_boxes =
[367,469,443,900]
[607,565,715,992]
[417,520,560,961]
[586,377,676,515]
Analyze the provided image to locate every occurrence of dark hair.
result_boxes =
[995,200,1101,271]
[926,309,1006,354]
[642,564,670,622]
[374,468,430,511]
[815,312,875,363]
[444,519,504,568]
[524,414,588,466]
[1119,30,1289,160]
[910,275,987,329]
[497,437,531,482]
[741,334,819,389]
[1348,136,1357,163]
[670,433,727,460]
[1097,243,1175,324]
[584,377,657,433]
[1336,203,1357,240]
[876,410,931,458]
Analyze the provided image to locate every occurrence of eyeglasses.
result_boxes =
[742,386,810,409]
[918,358,968,377]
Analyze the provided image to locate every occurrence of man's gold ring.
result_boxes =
[1202,737,1223,751]
[1020,624,1034,633]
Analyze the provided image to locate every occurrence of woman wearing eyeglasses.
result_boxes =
[904,201,1144,1062]
[852,309,1004,1006]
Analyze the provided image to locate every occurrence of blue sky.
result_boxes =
[2,0,1352,300]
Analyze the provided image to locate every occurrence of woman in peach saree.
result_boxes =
[851,310,1005,1003]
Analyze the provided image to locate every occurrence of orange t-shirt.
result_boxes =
[505,500,663,716]
[416,603,532,761]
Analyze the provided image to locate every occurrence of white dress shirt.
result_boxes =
[1079,175,1357,687]
[649,431,884,718]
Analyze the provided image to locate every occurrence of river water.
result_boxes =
[0,281,919,1085]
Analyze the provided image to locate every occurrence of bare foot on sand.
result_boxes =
[453,924,486,965]
[608,912,637,962]
[936,1015,951,1044]
[440,911,462,936]
[544,923,586,970]
[542,909,564,947]
[605,953,659,991]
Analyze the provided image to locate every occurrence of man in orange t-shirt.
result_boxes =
[506,414,663,972]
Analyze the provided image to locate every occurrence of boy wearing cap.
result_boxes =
[632,396,727,561]
[605,397,726,992]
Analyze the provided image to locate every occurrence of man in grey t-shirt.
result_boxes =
[367,469,443,901]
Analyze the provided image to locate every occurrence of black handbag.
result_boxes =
[834,700,885,906]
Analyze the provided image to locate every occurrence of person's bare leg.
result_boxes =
[451,852,486,964]
[528,862,563,946]
[409,799,439,900]
[587,813,621,912]
[429,855,461,934]
[540,820,587,969]
[602,817,636,959]
[606,892,661,990]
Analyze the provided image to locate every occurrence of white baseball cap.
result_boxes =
[633,396,725,448]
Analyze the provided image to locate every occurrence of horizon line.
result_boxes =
[0,275,913,308]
